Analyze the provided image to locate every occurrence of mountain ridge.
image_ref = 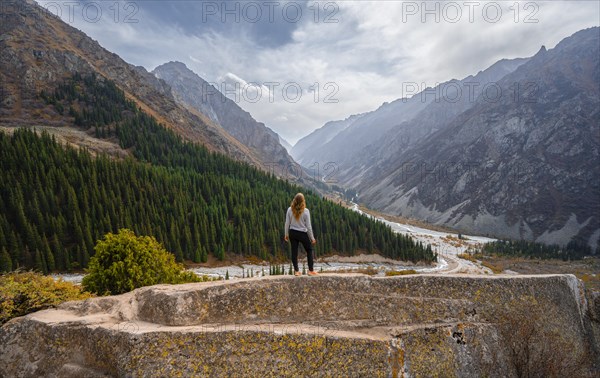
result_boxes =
[356,27,600,248]
[291,113,365,165]
[293,27,599,248]
[294,56,529,179]
[152,61,297,169]
[0,0,265,168]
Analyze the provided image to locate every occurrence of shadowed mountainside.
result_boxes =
[356,28,600,248]
[153,61,297,170]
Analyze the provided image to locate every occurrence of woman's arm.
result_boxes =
[304,209,316,243]
[284,207,291,241]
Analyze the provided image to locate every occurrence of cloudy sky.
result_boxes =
[36,0,599,144]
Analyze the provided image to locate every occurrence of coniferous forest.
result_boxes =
[482,239,593,261]
[0,74,436,273]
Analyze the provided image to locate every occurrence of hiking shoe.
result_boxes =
[308,271,318,276]
[294,271,302,276]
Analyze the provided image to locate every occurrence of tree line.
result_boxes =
[0,74,436,273]
[481,239,594,260]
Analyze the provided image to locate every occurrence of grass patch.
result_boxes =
[458,253,504,274]
[461,254,600,287]
[576,273,600,290]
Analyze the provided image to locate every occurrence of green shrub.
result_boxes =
[82,229,201,295]
[0,271,92,325]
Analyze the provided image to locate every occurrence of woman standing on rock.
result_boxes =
[284,193,317,276]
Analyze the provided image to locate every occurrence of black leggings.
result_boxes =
[289,229,314,272]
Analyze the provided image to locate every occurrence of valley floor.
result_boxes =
[349,203,495,275]
[53,203,496,284]
[52,203,598,283]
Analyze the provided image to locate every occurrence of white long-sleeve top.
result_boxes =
[284,207,315,242]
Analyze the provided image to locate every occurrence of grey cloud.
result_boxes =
[138,0,306,47]
[34,0,600,144]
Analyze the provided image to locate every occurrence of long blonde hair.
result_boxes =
[291,193,306,220]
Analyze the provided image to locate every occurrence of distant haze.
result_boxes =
[35,1,600,144]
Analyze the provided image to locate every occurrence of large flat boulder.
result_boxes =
[1,274,598,377]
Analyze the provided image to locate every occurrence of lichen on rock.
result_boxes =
[1,274,598,377]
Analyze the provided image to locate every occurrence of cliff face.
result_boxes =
[1,275,598,377]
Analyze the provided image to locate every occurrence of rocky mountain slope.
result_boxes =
[291,113,365,166]
[278,135,293,153]
[0,0,263,167]
[1,275,597,376]
[292,96,433,172]
[153,61,296,168]
[294,58,528,184]
[356,28,600,248]
[336,57,529,187]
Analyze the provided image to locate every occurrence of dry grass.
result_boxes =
[385,269,418,276]
[457,253,477,263]
[481,261,503,274]
[441,235,469,248]
[332,267,380,276]
[469,255,600,289]
[457,253,503,274]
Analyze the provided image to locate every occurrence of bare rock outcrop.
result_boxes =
[1,274,598,377]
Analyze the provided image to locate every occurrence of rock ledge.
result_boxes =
[1,274,598,377]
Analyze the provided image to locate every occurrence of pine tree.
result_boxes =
[43,239,55,272]
[34,249,47,274]
[0,248,12,273]
[201,246,208,263]
[193,248,201,264]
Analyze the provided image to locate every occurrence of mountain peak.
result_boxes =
[157,61,189,70]
[538,45,547,54]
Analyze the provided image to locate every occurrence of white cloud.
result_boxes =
[189,56,202,64]
[35,0,600,144]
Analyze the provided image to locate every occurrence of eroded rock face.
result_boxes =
[1,275,598,377]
